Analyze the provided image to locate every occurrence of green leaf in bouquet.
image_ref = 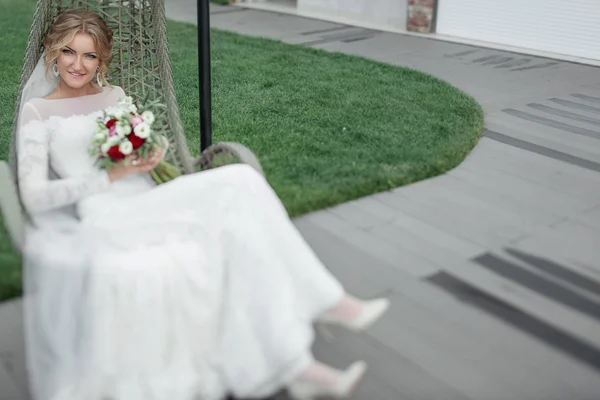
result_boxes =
[104,158,114,171]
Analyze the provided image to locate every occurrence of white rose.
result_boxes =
[116,122,132,137]
[120,96,134,105]
[119,140,133,155]
[113,108,126,119]
[133,122,151,139]
[107,135,121,146]
[94,132,107,142]
[100,142,111,154]
[141,111,155,125]
[105,107,120,116]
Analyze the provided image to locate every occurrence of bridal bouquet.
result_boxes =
[90,96,182,184]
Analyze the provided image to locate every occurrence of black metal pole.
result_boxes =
[198,0,212,152]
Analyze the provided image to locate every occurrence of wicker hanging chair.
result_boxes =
[0,0,263,252]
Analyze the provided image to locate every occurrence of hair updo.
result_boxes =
[43,9,113,86]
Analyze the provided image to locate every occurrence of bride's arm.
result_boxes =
[17,103,111,214]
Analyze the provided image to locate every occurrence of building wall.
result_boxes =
[298,0,408,32]
[436,0,600,61]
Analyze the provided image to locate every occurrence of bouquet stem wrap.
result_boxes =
[150,161,182,185]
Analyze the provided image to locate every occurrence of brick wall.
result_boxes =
[407,0,436,33]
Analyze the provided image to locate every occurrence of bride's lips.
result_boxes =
[68,72,86,79]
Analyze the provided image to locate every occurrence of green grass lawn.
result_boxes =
[0,0,484,301]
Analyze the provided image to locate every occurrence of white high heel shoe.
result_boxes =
[317,298,390,332]
[287,361,368,400]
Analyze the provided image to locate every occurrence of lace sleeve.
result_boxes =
[17,103,111,214]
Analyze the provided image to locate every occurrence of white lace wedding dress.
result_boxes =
[17,85,344,400]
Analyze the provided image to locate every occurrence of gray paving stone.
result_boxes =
[328,198,490,267]
[399,176,542,231]
[433,173,563,226]
[311,331,474,400]
[326,201,387,230]
[0,362,22,400]
[439,257,600,349]
[448,162,590,216]
[371,186,520,249]
[309,334,407,400]
[499,108,600,143]
[392,275,600,399]
[526,103,600,128]
[210,9,342,43]
[342,197,487,259]
[293,217,396,298]
[383,293,572,400]
[0,300,27,400]
[466,139,600,202]
[548,98,600,119]
[497,248,600,304]
[578,204,600,234]
[367,297,531,400]
[486,115,600,161]
[512,220,600,281]
[302,210,441,278]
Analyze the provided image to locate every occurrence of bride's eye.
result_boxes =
[62,49,73,55]
[86,54,98,59]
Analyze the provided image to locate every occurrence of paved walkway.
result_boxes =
[2,3,600,400]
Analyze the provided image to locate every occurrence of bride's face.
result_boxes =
[56,32,101,89]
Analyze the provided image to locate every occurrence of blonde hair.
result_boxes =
[43,9,113,86]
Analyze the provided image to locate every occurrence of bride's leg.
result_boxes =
[214,166,380,397]
[322,294,364,321]
[223,165,347,316]
[227,165,390,326]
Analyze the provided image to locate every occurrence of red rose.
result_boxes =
[107,145,125,160]
[106,119,117,129]
[127,133,145,150]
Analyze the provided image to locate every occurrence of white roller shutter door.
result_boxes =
[436,0,600,61]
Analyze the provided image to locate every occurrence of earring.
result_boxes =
[96,71,104,87]
[52,63,59,77]
[96,70,103,88]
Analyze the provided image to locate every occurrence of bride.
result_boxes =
[16,8,390,400]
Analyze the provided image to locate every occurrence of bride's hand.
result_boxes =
[148,144,164,163]
[107,153,160,182]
